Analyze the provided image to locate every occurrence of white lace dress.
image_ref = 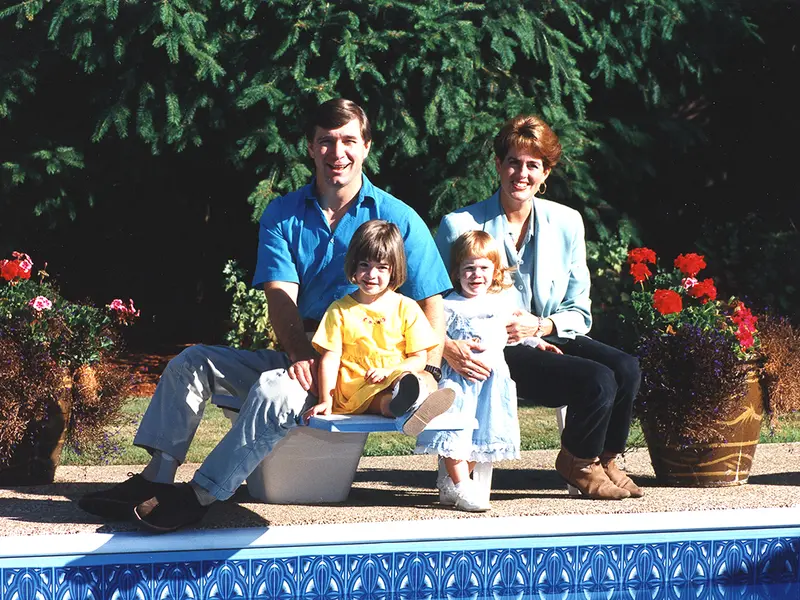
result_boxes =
[416,292,520,462]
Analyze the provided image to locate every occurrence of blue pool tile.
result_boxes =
[346,554,392,598]
[440,550,486,596]
[103,564,153,600]
[668,541,713,585]
[576,545,624,591]
[201,560,248,600]
[4,567,54,600]
[395,552,439,599]
[153,562,202,600]
[55,566,102,600]
[623,544,668,590]
[754,538,800,584]
[712,540,756,586]
[531,547,577,594]
[251,558,297,600]
[666,580,711,600]
[298,555,345,600]
[486,549,531,595]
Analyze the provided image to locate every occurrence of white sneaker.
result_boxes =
[452,480,491,513]
[438,475,457,506]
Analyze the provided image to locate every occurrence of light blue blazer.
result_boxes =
[435,192,592,341]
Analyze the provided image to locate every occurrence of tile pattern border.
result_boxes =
[0,535,797,600]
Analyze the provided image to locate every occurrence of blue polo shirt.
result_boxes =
[252,175,452,322]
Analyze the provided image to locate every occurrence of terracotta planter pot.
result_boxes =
[641,368,764,486]
[0,370,73,486]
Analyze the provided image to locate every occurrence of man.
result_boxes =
[79,99,452,532]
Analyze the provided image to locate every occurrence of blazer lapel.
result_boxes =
[532,198,553,315]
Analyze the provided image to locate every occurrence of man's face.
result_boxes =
[495,148,551,208]
[308,118,371,192]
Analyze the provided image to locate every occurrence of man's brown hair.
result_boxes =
[306,98,372,144]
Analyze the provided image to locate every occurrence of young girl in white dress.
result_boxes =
[416,230,562,511]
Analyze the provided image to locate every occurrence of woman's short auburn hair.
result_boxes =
[450,230,512,294]
[344,220,407,290]
[493,115,562,170]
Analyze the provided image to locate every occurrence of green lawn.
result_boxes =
[60,397,800,466]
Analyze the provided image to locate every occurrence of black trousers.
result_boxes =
[504,336,641,459]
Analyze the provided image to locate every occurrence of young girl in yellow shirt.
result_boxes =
[305,219,455,436]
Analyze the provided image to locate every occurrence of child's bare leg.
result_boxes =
[365,390,394,417]
[445,457,471,484]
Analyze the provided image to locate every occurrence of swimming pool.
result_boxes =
[0,508,797,599]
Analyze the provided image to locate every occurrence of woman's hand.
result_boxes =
[536,340,564,355]
[507,310,554,343]
[443,337,492,382]
[365,367,391,383]
[303,400,332,424]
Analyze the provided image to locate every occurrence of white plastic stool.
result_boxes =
[222,409,367,503]
[222,409,477,504]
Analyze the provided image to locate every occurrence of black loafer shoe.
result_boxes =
[79,474,173,521]
[133,483,209,533]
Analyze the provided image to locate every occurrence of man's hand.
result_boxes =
[302,399,332,424]
[288,357,319,396]
[443,337,492,382]
[365,367,391,383]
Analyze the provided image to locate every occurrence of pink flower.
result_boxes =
[108,298,140,323]
[681,277,698,290]
[108,298,127,312]
[29,296,53,312]
[12,252,33,277]
[126,299,141,317]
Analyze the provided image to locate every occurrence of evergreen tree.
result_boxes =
[0,0,766,340]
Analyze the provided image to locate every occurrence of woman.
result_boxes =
[435,115,643,500]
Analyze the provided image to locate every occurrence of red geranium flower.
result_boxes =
[0,259,17,281]
[736,327,755,348]
[674,253,706,277]
[629,262,652,284]
[653,289,683,315]
[731,301,757,332]
[687,278,717,304]
[0,252,33,282]
[627,247,657,264]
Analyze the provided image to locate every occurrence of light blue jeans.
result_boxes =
[133,345,315,500]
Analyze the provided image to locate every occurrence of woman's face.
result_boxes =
[495,147,551,208]
[459,256,495,298]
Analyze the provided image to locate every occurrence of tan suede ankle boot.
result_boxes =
[555,447,630,500]
[600,452,644,498]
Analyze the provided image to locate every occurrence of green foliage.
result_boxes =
[586,216,636,338]
[0,252,135,369]
[0,251,136,469]
[222,260,276,351]
[1,0,756,230]
[697,216,800,322]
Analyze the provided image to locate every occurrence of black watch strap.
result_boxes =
[424,364,443,382]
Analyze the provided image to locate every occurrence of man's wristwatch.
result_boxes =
[424,364,443,382]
